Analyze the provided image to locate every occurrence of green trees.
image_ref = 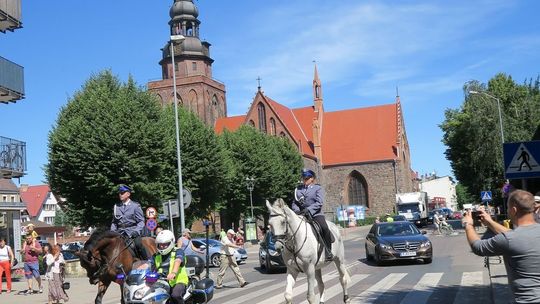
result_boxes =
[440,73,540,204]
[218,126,303,227]
[47,70,303,229]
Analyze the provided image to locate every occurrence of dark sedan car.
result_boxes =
[259,231,286,273]
[365,221,432,265]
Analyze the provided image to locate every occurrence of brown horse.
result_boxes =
[78,230,156,304]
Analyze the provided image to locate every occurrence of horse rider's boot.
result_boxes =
[324,237,334,261]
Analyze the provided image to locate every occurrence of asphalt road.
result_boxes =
[4,225,492,304]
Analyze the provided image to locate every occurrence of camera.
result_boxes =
[471,210,482,226]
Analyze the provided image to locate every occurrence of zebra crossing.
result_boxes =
[214,269,488,304]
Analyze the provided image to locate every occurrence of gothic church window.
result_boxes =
[249,120,255,127]
[348,171,368,207]
[270,118,276,135]
[315,85,321,99]
[257,103,267,133]
[192,62,197,71]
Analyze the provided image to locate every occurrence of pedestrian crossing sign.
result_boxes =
[481,191,492,201]
[504,141,540,179]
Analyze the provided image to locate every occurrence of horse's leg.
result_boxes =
[334,252,351,303]
[315,268,325,304]
[284,269,299,304]
[95,281,110,304]
[306,265,317,304]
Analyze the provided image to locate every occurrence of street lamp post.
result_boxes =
[245,177,255,220]
[170,34,186,232]
[469,90,506,214]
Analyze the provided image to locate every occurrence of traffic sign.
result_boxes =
[146,218,157,231]
[481,191,492,201]
[182,189,192,209]
[145,207,157,219]
[504,141,540,179]
[162,200,180,219]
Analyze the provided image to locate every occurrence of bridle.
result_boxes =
[86,236,133,281]
[270,208,308,268]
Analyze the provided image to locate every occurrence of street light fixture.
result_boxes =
[245,177,255,220]
[170,34,186,231]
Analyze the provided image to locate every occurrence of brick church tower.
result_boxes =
[148,0,227,126]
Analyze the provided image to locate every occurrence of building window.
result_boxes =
[257,103,267,133]
[1,196,6,202]
[248,120,255,127]
[10,196,15,202]
[270,118,276,135]
[192,62,197,71]
[348,171,369,207]
[279,131,286,137]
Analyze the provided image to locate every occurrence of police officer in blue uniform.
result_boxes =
[291,169,334,261]
[111,185,149,260]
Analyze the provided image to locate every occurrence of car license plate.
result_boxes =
[400,252,416,257]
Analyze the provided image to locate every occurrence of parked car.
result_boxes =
[190,238,247,267]
[365,221,432,265]
[62,241,84,251]
[436,208,454,220]
[452,211,463,220]
[259,231,286,273]
[61,250,79,262]
[392,215,407,222]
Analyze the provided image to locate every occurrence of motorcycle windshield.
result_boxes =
[126,260,151,286]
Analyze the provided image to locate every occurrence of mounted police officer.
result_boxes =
[111,185,149,260]
[291,169,334,261]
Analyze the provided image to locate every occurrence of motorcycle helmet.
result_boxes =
[156,230,175,255]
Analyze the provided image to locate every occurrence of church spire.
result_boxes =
[313,62,323,113]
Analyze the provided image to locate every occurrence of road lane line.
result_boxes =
[256,274,338,304]
[350,272,407,303]
[453,271,484,304]
[212,279,273,300]
[400,272,443,304]
[298,274,370,304]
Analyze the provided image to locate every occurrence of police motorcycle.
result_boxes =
[116,255,214,304]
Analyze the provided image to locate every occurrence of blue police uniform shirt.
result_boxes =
[292,183,325,217]
[111,199,145,238]
[150,248,185,275]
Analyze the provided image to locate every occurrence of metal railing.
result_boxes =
[0,56,25,103]
[0,0,22,32]
[0,136,26,177]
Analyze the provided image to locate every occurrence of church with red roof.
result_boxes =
[215,66,416,216]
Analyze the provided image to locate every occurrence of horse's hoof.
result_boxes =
[343,294,351,303]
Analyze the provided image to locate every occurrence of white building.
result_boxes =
[419,175,457,211]
[20,184,58,225]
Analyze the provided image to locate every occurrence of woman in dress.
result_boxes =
[0,237,15,294]
[45,244,69,303]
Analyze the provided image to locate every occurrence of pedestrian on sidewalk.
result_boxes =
[533,192,540,224]
[215,229,248,289]
[22,234,42,294]
[45,244,69,304]
[0,237,15,294]
[462,189,540,304]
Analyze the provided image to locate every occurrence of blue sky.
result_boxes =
[2,0,540,186]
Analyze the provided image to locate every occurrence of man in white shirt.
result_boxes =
[215,229,248,289]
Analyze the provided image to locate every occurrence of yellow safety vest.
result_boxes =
[154,249,188,287]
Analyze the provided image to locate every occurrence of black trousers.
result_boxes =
[313,215,332,251]
[170,283,186,304]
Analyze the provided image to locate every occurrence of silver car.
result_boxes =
[188,238,247,267]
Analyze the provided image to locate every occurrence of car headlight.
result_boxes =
[420,240,431,248]
[379,243,392,250]
[134,287,148,300]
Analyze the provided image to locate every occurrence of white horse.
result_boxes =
[266,198,351,304]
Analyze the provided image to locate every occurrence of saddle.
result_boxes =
[302,213,335,257]
[121,235,147,260]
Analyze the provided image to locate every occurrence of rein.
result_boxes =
[271,211,308,271]
[88,236,133,280]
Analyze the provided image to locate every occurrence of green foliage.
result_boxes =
[441,73,540,205]
[455,183,475,210]
[218,126,303,224]
[47,71,173,228]
[160,105,227,223]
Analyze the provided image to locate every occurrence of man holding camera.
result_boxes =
[462,189,540,303]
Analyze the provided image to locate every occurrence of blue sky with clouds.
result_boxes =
[2,0,539,186]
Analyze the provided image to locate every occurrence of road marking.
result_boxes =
[220,279,289,304]
[453,271,484,304]
[256,274,338,304]
[400,272,443,304]
[350,273,407,303]
[298,274,369,304]
[212,279,273,300]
